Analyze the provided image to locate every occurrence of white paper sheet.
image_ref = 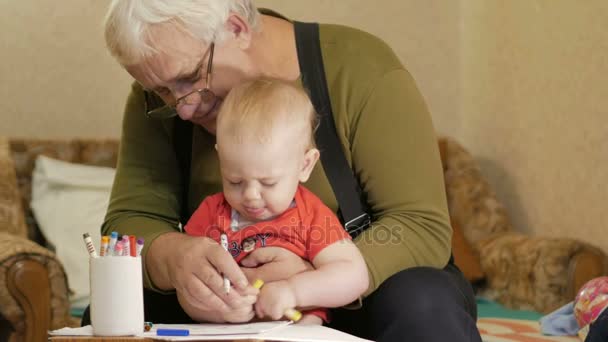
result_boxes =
[49,322,374,342]
[148,324,374,342]
[148,321,292,336]
[48,322,288,337]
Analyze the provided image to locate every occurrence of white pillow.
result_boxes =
[30,155,115,306]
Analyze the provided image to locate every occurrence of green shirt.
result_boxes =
[103,19,451,298]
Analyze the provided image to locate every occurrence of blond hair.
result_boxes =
[104,0,260,65]
[217,79,318,149]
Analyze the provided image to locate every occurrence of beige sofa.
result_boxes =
[0,136,606,342]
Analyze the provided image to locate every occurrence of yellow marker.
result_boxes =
[100,236,110,257]
[253,279,265,289]
[283,308,303,322]
[253,279,302,322]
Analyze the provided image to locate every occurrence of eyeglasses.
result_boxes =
[145,43,216,119]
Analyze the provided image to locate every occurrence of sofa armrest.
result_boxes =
[0,137,29,239]
[0,232,71,341]
[477,232,608,313]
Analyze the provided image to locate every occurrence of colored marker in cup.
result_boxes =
[129,235,136,257]
[108,231,118,255]
[114,241,124,256]
[121,235,130,257]
[136,238,144,257]
[100,236,109,257]
[82,233,98,258]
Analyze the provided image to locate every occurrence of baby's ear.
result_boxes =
[214,143,218,151]
[299,148,320,183]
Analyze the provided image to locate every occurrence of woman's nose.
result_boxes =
[175,102,198,121]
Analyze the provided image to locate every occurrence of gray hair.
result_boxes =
[104,0,260,65]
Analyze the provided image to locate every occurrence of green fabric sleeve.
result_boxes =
[102,82,184,292]
[350,69,452,297]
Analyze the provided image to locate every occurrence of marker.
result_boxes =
[284,308,303,322]
[100,236,109,257]
[129,235,136,257]
[220,234,230,293]
[82,233,98,258]
[252,279,265,289]
[113,241,124,257]
[156,329,189,336]
[108,231,118,255]
[136,238,144,257]
[121,235,130,257]
[253,279,302,322]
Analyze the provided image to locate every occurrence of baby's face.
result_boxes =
[217,130,318,222]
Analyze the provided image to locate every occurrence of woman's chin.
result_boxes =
[192,108,220,133]
[191,115,217,134]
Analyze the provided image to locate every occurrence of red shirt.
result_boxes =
[184,185,350,323]
[185,185,351,263]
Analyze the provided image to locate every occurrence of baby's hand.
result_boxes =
[255,280,297,320]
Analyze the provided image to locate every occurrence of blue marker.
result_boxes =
[157,329,190,336]
[108,231,119,255]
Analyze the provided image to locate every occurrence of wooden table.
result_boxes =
[49,338,152,342]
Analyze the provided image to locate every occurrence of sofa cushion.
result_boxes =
[439,138,485,283]
[9,139,118,244]
[440,137,512,245]
[451,221,485,283]
[478,232,608,313]
[30,155,115,305]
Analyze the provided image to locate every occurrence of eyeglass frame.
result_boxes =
[144,43,216,119]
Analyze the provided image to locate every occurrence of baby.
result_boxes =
[183,79,369,324]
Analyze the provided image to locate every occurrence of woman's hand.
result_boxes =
[239,247,313,283]
[147,233,259,323]
[177,288,256,323]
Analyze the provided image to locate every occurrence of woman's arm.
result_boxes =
[102,82,184,290]
[350,68,452,297]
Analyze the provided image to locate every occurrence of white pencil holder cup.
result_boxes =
[89,256,144,336]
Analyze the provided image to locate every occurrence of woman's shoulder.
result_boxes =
[318,23,404,75]
[316,24,409,136]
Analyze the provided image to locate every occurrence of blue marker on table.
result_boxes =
[157,328,190,336]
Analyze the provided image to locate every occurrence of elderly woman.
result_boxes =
[98,1,480,341]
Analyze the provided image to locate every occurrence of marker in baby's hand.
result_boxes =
[220,234,231,294]
[253,279,265,290]
[253,279,302,322]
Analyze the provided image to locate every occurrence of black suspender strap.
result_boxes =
[294,22,371,238]
[172,118,193,223]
